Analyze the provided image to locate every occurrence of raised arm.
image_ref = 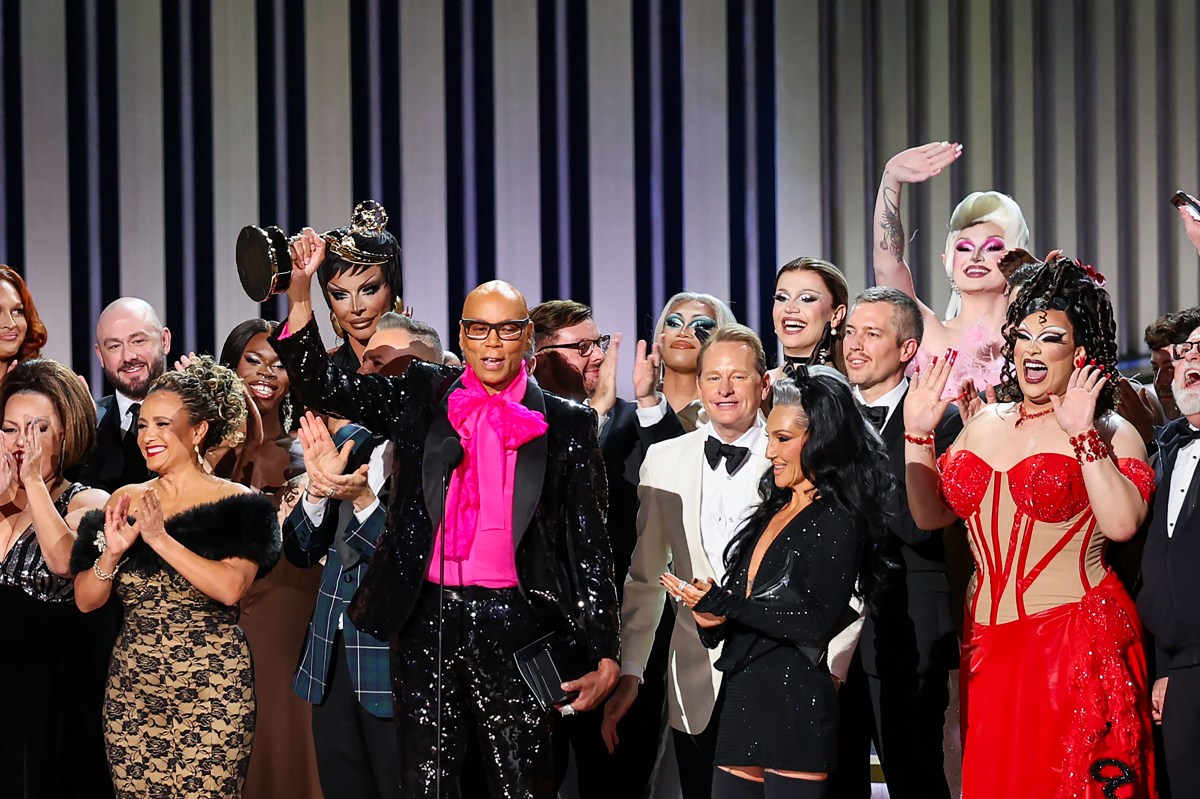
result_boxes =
[903,352,963,530]
[874,142,962,309]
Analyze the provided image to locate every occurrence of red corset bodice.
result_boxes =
[938,449,1154,625]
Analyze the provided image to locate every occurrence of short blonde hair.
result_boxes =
[696,324,767,377]
[652,292,737,341]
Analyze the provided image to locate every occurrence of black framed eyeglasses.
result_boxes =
[537,336,612,357]
[460,318,530,341]
[1171,341,1200,360]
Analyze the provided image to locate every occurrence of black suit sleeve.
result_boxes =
[890,406,963,547]
[565,409,621,662]
[269,317,456,444]
[695,508,862,649]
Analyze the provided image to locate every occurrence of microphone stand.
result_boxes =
[436,459,449,799]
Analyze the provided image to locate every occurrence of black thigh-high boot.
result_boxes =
[763,773,828,799]
[712,767,764,799]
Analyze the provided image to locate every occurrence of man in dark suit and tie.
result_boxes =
[832,287,961,799]
[1139,322,1200,797]
[68,297,171,493]
[529,299,683,798]
[271,234,619,798]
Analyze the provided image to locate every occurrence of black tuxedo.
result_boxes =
[1138,418,1200,796]
[270,320,618,798]
[831,389,961,799]
[555,397,683,798]
[66,395,151,493]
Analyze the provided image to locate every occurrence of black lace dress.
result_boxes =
[0,483,115,799]
[69,493,280,799]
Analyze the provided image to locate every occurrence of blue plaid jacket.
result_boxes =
[283,424,393,718]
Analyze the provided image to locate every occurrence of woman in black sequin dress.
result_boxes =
[0,360,112,799]
[663,375,894,798]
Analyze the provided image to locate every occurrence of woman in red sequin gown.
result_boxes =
[903,256,1156,798]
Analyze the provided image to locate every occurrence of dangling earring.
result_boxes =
[280,395,293,433]
[392,297,411,316]
[329,311,344,338]
[949,278,961,295]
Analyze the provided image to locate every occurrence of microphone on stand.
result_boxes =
[435,436,463,799]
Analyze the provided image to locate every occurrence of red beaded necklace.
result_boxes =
[1016,402,1055,426]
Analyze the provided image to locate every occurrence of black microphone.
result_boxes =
[437,436,464,471]
[434,434,462,799]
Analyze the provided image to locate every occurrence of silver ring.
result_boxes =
[677,579,687,592]
[673,595,682,603]
[560,704,576,717]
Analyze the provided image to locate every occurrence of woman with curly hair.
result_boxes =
[70,356,281,799]
[665,374,895,798]
[0,265,48,380]
[217,319,323,799]
[903,256,1157,797]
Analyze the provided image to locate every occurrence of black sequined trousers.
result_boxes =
[394,581,557,799]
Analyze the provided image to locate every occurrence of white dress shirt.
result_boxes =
[1167,430,1200,538]
[114,391,140,435]
[698,418,767,578]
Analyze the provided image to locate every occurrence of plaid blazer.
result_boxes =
[283,424,393,718]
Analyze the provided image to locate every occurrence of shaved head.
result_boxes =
[96,297,164,339]
[94,297,171,400]
[458,281,533,394]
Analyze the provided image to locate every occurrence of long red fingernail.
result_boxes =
[932,357,939,366]
[1074,354,1085,368]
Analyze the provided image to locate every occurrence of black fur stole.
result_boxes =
[69,493,281,578]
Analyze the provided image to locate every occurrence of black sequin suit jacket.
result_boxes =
[270,319,620,664]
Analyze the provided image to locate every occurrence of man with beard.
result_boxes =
[1139,323,1200,798]
[529,300,682,798]
[68,297,171,492]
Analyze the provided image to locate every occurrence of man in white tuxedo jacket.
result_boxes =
[602,324,771,799]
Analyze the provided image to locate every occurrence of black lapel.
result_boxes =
[881,388,907,463]
[422,376,464,530]
[512,379,548,552]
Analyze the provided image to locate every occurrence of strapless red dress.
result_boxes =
[939,450,1157,799]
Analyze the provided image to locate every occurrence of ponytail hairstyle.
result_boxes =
[723,374,897,604]
[147,354,248,453]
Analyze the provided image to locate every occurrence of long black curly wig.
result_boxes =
[997,254,1118,416]
[723,374,898,605]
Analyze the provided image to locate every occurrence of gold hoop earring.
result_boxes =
[329,311,344,338]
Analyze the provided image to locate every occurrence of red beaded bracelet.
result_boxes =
[1069,428,1110,463]
[904,431,935,446]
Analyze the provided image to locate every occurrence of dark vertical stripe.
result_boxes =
[660,0,683,297]
[990,0,1012,193]
[473,0,496,285]
[379,0,403,225]
[349,0,372,204]
[0,0,23,271]
[632,0,654,339]
[754,0,776,350]
[946,0,966,204]
[1072,0,1096,264]
[726,0,747,326]
[163,1,216,358]
[817,0,837,261]
[862,0,879,289]
[1030,0,1053,247]
[565,0,590,305]
[254,0,306,323]
[444,0,466,326]
[67,0,120,381]
[1113,0,1136,352]
[537,0,560,301]
[1155,0,1176,314]
[906,0,928,296]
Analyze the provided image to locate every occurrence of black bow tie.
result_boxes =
[704,436,751,475]
[858,404,888,432]
[1163,419,1200,451]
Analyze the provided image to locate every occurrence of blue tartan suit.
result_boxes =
[284,424,393,719]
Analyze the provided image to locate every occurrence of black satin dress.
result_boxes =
[695,500,862,773]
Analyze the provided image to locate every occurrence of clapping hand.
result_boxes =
[1050,363,1108,437]
[308,464,374,511]
[18,418,46,488]
[103,494,141,558]
[632,336,664,407]
[297,412,353,477]
[136,487,168,546]
[589,333,620,417]
[884,141,963,185]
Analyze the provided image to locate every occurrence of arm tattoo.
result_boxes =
[878,183,905,260]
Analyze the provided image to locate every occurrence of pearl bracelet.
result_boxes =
[93,557,121,582]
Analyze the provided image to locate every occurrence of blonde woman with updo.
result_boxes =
[71,356,280,799]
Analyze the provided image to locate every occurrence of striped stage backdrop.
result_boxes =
[1,0,1199,394]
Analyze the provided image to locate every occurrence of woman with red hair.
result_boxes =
[0,266,48,375]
